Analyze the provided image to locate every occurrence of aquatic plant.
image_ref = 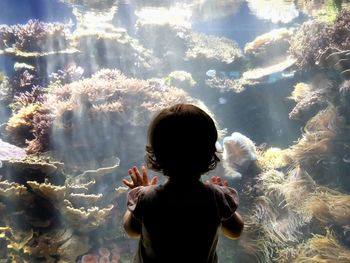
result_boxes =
[0,19,71,52]
[294,231,350,262]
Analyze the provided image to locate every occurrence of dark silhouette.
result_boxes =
[123,103,244,263]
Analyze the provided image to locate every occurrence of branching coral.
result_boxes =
[40,69,211,170]
[0,19,71,53]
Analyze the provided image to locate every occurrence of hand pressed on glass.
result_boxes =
[206,176,229,187]
[123,166,158,189]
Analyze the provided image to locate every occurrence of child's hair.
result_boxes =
[145,103,220,178]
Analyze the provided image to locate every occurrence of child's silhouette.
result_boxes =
[123,104,244,263]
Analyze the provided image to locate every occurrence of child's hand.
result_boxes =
[123,166,158,189]
[206,176,229,187]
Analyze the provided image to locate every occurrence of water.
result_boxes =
[0,0,350,262]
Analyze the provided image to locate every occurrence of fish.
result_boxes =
[218,97,227,104]
[343,154,350,163]
[206,69,216,78]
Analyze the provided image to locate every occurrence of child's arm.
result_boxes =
[207,176,244,239]
[221,211,244,239]
[123,166,158,238]
[123,210,141,238]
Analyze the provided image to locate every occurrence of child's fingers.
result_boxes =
[150,176,158,185]
[141,166,148,184]
[223,180,229,187]
[216,177,222,186]
[122,179,134,188]
[133,166,142,184]
[128,169,136,183]
[211,176,217,183]
[205,180,210,185]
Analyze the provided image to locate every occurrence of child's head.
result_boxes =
[145,103,219,179]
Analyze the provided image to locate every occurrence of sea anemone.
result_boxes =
[294,232,350,263]
[222,132,257,178]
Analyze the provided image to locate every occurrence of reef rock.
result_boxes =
[244,28,294,65]
[0,139,26,161]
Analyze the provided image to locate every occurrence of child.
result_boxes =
[123,103,244,263]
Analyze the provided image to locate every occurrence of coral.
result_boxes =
[294,232,350,262]
[331,9,350,49]
[0,74,11,105]
[62,0,117,11]
[26,181,66,204]
[62,201,114,232]
[206,76,258,93]
[290,10,350,69]
[165,71,196,89]
[244,28,294,65]
[222,132,257,178]
[289,20,333,69]
[242,56,296,81]
[71,25,152,74]
[247,0,299,24]
[135,7,191,56]
[57,235,91,262]
[0,180,33,202]
[0,19,71,53]
[185,33,243,69]
[1,157,64,177]
[41,69,210,170]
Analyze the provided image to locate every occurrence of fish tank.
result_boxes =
[1,0,350,262]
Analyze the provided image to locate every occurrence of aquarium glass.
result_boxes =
[1,0,350,262]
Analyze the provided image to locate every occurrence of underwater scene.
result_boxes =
[1,0,350,262]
